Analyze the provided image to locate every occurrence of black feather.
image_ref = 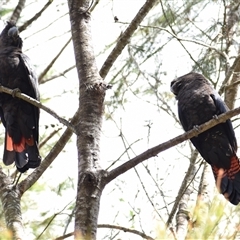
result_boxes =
[0,21,41,173]
[171,72,240,205]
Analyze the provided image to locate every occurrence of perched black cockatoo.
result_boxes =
[0,21,41,173]
[171,72,240,205]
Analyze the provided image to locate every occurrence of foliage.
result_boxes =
[0,0,240,239]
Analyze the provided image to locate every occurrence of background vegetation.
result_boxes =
[0,0,240,239]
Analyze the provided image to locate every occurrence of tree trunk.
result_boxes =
[67,1,110,239]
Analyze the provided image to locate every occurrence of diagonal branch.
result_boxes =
[99,0,158,79]
[40,65,76,84]
[167,149,199,227]
[105,106,240,183]
[38,37,72,83]
[0,85,76,133]
[10,0,26,23]
[18,0,54,32]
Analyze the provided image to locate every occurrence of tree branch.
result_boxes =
[218,54,240,95]
[54,224,155,240]
[99,0,158,79]
[10,0,26,23]
[38,37,72,83]
[98,224,154,240]
[105,107,240,183]
[167,149,199,227]
[39,127,62,149]
[18,0,54,32]
[175,151,199,240]
[0,85,76,133]
[40,65,76,84]
[0,170,26,239]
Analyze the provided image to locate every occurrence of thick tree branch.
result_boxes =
[224,57,240,109]
[105,107,240,183]
[10,0,26,23]
[0,85,76,133]
[167,149,199,227]
[175,151,199,240]
[220,2,240,109]
[68,0,111,238]
[18,0,54,32]
[99,0,158,79]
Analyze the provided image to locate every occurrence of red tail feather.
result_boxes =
[212,156,240,180]
[6,133,13,151]
[6,133,35,153]
[227,156,240,179]
[211,156,240,204]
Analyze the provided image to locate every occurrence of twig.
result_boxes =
[39,127,63,149]
[39,37,72,83]
[40,65,76,84]
[36,201,73,240]
[55,232,74,240]
[105,106,240,183]
[98,224,154,240]
[0,85,76,133]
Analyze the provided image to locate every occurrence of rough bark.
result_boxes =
[67,1,109,239]
[175,150,198,240]
[223,2,240,110]
[167,149,198,228]
[9,0,26,23]
[224,57,240,110]
[0,170,25,239]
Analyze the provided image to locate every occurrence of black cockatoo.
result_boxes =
[0,21,41,173]
[171,72,240,205]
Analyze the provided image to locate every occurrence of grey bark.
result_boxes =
[223,2,240,109]
[67,0,109,239]
[0,171,26,239]
[67,0,159,238]
[9,0,26,23]
[175,150,198,240]
[167,149,198,228]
